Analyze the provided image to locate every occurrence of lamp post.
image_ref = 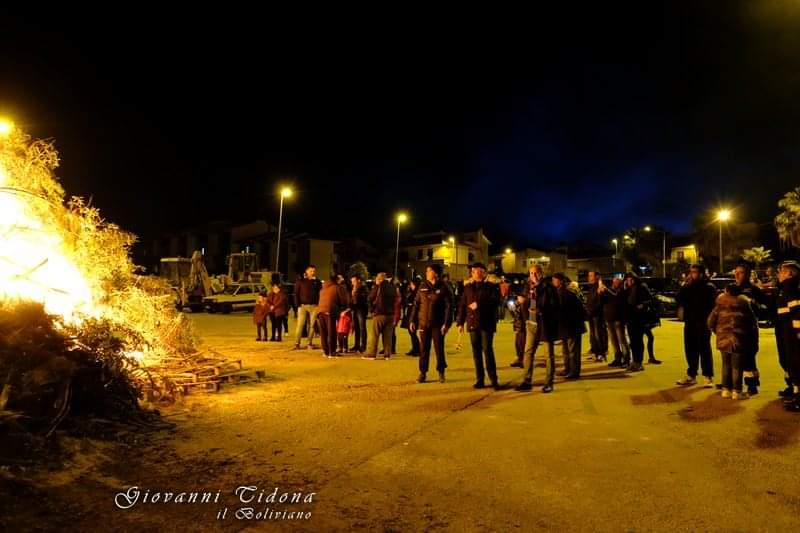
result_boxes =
[394,212,408,281]
[644,226,667,278]
[717,209,731,275]
[274,187,292,273]
[611,238,618,272]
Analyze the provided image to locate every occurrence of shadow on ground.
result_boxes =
[755,399,800,449]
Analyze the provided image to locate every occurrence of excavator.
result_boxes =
[159,251,216,312]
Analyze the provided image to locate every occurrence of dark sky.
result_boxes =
[1,3,798,250]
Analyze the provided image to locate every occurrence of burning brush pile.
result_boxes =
[0,122,202,444]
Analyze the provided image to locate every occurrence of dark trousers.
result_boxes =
[318,312,337,355]
[562,336,581,376]
[352,309,367,352]
[337,332,349,352]
[628,321,646,365]
[408,328,421,354]
[282,315,289,334]
[644,327,655,359]
[684,322,713,377]
[419,327,447,373]
[514,330,525,360]
[721,352,744,391]
[257,320,267,340]
[470,330,497,383]
[589,316,608,356]
[270,315,283,341]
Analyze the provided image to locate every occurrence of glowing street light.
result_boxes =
[274,186,294,272]
[643,225,667,277]
[394,212,408,280]
[612,238,618,272]
[505,248,512,255]
[717,209,732,274]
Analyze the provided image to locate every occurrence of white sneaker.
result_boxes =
[732,391,748,400]
[703,377,714,388]
[721,388,732,399]
[676,375,696,386]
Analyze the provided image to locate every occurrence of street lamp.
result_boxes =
[717,209,731,275]
[274,186,293,273]
[612,238,618,272]
[394,212,408,281]
[643,226,667,278]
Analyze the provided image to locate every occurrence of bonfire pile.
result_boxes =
[0,123,212,443]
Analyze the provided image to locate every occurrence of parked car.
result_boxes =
[203,282,267,314]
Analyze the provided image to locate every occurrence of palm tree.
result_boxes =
[775,186,800,247]
[741,246,772,268]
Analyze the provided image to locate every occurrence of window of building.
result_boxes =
[677,251,684,261]
[468,252,475,263]
[427,248,433,260]
[417,249,423,260]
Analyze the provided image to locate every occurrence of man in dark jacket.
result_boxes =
[350,276,369,354]
[600,276,630,368]
[457,263,501,390]
[317,274,349,357]
[553,273,586,379]
[776,261,800,411]
[516,264,559,393]
[675,264,718,387]
[585,271,608,362]
[624,272,654,373]
[733,262,766,395]
[365,272,401,360]
[292,265,323,350]
[410,264,453,383]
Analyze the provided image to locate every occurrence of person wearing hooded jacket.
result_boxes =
[707,284,758,400]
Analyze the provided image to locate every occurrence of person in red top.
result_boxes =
[337,308,354,353]
[253,292,269,341]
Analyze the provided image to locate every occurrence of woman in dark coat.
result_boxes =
[266,284,289,342]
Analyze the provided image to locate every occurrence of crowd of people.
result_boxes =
[250,259,800,411]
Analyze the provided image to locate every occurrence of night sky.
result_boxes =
[1,3,798,249]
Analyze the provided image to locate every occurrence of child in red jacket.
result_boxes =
[253,292,269,341]
[337,308,354,353]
